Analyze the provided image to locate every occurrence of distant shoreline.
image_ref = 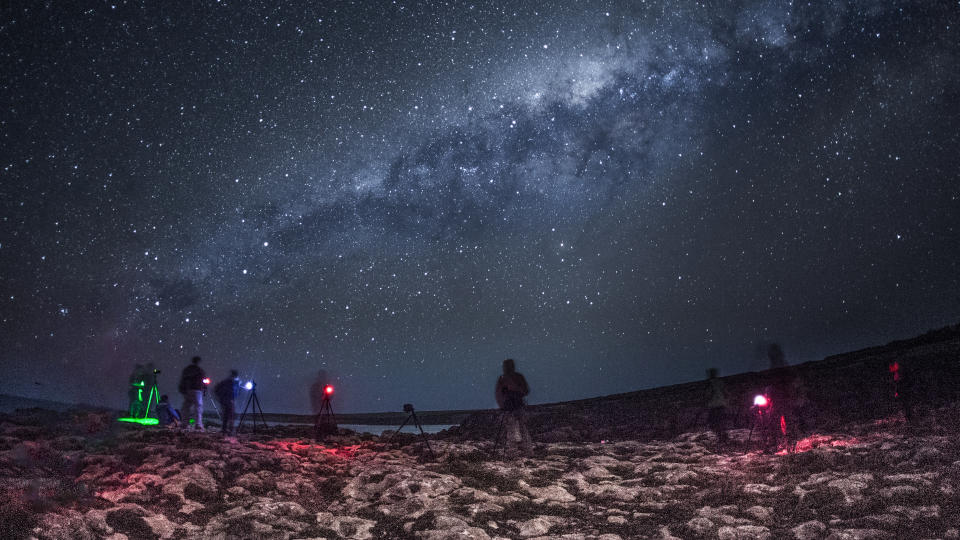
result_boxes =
[0,393,477,426]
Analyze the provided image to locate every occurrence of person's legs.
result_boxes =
[708,407,727,447]
[180,394,194,430]
[516,409,533,454]
[501,412,520,453]
[222,402,235,435]
[194,390,204,431]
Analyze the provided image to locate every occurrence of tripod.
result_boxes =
[314,395,337,438]
[389,404,435,460]
[119,371,162,426]
[205,394,223,422]
[237,382,267,433]
[491,407,533,457]
[491,410,507,455]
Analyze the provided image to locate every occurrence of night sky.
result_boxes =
[1,1,958,414]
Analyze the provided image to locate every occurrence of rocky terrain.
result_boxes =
[2,325,959,539]
[1,403,959,540]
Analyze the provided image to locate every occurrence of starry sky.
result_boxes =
[1,1,959,414]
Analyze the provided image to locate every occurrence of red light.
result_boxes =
[202,378,210,385]
[889,362,900,381]
[324,385,334,395]
[753,394,769,407]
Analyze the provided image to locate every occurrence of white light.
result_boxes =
[243,381,254,390]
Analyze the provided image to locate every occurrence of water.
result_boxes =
[251,421,457,435]
[339,424,456,435]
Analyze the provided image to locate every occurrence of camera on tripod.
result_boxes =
[153,369,161,374]
[403,403,414,413]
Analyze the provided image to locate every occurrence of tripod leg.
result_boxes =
[324,400,335,427]
[238,393,254,432]
[251,393,260,433]
[208,396,222,421]
[412,413,435,460]
[389,415,413,443]
[254,393,267,430]
[143,385,160,420]
[492,411,506,455]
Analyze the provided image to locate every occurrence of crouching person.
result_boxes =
[157,395,181,429]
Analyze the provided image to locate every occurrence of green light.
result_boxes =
[117,417,159,426]
[120,379,162,427]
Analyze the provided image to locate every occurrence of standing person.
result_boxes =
[214,370,240,436]
[495,358,533,456]
[705,368,729,449]
[767,343,787,370]
[178,356,206,431]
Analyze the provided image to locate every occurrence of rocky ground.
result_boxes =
[1,406,959,540]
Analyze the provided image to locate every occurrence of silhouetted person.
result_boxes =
[156,395,181,428]
[764,370,801,452]
[214,370,240,436]
[495,358,533,456]
[890,361,919,425]
[788,370,812,438]
[757,383,782,453]
[705,368,729,448]
[767,343,787,370]
[178,356,206,431]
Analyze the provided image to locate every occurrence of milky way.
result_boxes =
[1,1,958,413]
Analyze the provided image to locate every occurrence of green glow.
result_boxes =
[117,417,159,426]
[120,381,162,427]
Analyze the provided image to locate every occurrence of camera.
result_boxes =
[403,403,414,413]
[153,369,161,374]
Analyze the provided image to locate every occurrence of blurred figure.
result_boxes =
[890,360,918,425]
[495,358,533,456]
[705,368,729,449]
[128,363,146,417]
[214,370,240,436]
[311,370,339,437]
[767,343,787,370]
[178,356,206,431]
[309,369,330,416]
[752,384,782,453]
[788,370,812,438]
[764,370,800,453]
[156,395,181,428]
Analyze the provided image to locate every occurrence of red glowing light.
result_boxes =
[780,415,787,435]
[889,361,900,381]
[202,378,210,385]
[753,394,769,407]
[324,384,334,395]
